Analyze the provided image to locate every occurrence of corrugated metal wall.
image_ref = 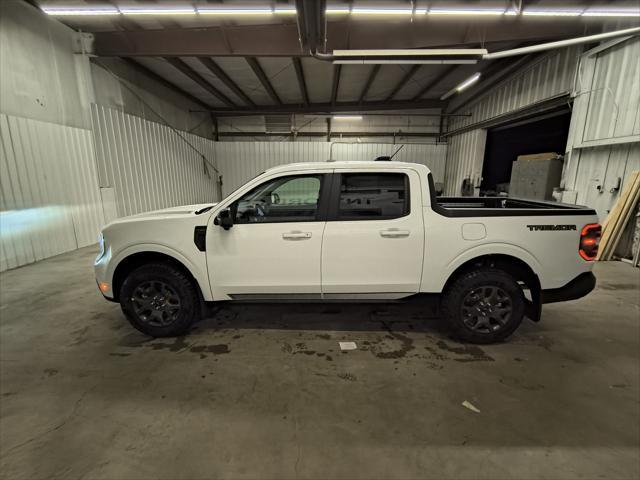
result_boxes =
[91,104,219,218]
[443,130,487,196]
[0,114,104,271]
[564,37,640,222]
[214,142,447,196]
[444,47,582,195]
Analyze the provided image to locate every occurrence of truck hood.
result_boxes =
[106,203,218,226]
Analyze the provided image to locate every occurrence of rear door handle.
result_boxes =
[283,231,312,240]
[380,228,410,238]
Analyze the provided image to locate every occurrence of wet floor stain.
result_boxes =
[337,373,357,382]
[435,340,494,362]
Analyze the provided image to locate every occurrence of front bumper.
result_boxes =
[541,272,596,304]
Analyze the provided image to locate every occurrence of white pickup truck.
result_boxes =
[95,161,600,343]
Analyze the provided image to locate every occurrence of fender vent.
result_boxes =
[194,226,207,252]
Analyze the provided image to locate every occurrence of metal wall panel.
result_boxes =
[444,47,582,195]
[443,129,487,196]
[582,37,640,143]
[0,114,104,272]
[214,142,447,196]
[562,37,640,222]
[91,104,219,218]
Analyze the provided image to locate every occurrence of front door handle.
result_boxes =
[283,231,312,240]
[380,228,410,238]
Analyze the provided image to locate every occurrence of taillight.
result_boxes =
[579,223,601,261]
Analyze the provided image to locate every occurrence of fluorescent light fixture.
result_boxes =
[197,7,274,15]
[522,9,583,17]
[42,6,120,16]
[351,8,413,15]
[274,7,297,15]
[428,9,506,16]
[504,9,519,16]
[120,6,196,15]
[581,9,640,17]
[334,59,478,64]
[333,115,363,121]
[456,73,481,92]
[326,6,351,15]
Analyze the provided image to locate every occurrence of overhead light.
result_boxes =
[120,6,196,15]
[332,48,486,64]
[333,115,363,121]
[456,73,481,91]
[428,9,506,16]
[326,5,351,15]
[504,9,519,16]
[351,8,414,15]
[273,7,297,15]
[197,7,274,15]
[334,59,478,64]
[440,72,481,100]
[41,6,120,16]
[581,9,640,17]
[522,9,583,17]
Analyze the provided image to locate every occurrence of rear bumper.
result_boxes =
[541,272,596,304]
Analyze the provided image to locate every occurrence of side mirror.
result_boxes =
[215,208,234,230]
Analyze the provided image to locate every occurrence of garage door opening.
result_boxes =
[480,110,572,196]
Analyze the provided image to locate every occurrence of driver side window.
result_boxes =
[232,174,323,224]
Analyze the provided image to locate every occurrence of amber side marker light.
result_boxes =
[579,223,601,261]
[99,282,110,292]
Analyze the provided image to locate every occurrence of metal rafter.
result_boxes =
[412,65,459,101]
[331,64,341,105]
[385,65,420,102]
[245,57,282,105]
[205,99,445,116]
[292,58,310,106]
[164,57,236,107]
[198,58,255,106]
[115,58,214,110]
[358,64,381,104]
[91,22,612,57]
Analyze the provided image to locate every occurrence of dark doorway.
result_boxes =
[480,110,571,195]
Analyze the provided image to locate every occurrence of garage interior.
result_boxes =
[1,1,639,479]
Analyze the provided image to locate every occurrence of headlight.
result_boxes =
[96,233,106,261]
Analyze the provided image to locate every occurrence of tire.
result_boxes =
[441,268,525,344]
[119,263,200,337]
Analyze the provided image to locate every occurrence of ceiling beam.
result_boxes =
[384,65,420,102]
[331,64,342,105]
[202,99,445,116]
[359,64,381,104]
[218,131,440,138]
[164,58,236,107]
[198,58,255,106]
[245,57,282,105]
[292,57,310,106]
[412,65,459,101]
[114,58,214,110]
[91,22,611,57]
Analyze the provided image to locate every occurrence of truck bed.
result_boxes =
[433,196,596,217]
[427,174,596,217]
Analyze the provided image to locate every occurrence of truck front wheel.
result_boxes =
[442,268,525,344]
[119,263,200,337]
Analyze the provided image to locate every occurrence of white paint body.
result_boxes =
[95,162,598,302]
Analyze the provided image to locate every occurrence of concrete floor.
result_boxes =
[0,246,638,480]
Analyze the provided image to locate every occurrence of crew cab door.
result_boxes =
[321,169,425,296]
[207,171,330,299]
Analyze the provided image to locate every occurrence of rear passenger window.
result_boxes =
[337,173,409,220]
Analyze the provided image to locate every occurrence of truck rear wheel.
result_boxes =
[441,268,525,344]
[119,263,199,337]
